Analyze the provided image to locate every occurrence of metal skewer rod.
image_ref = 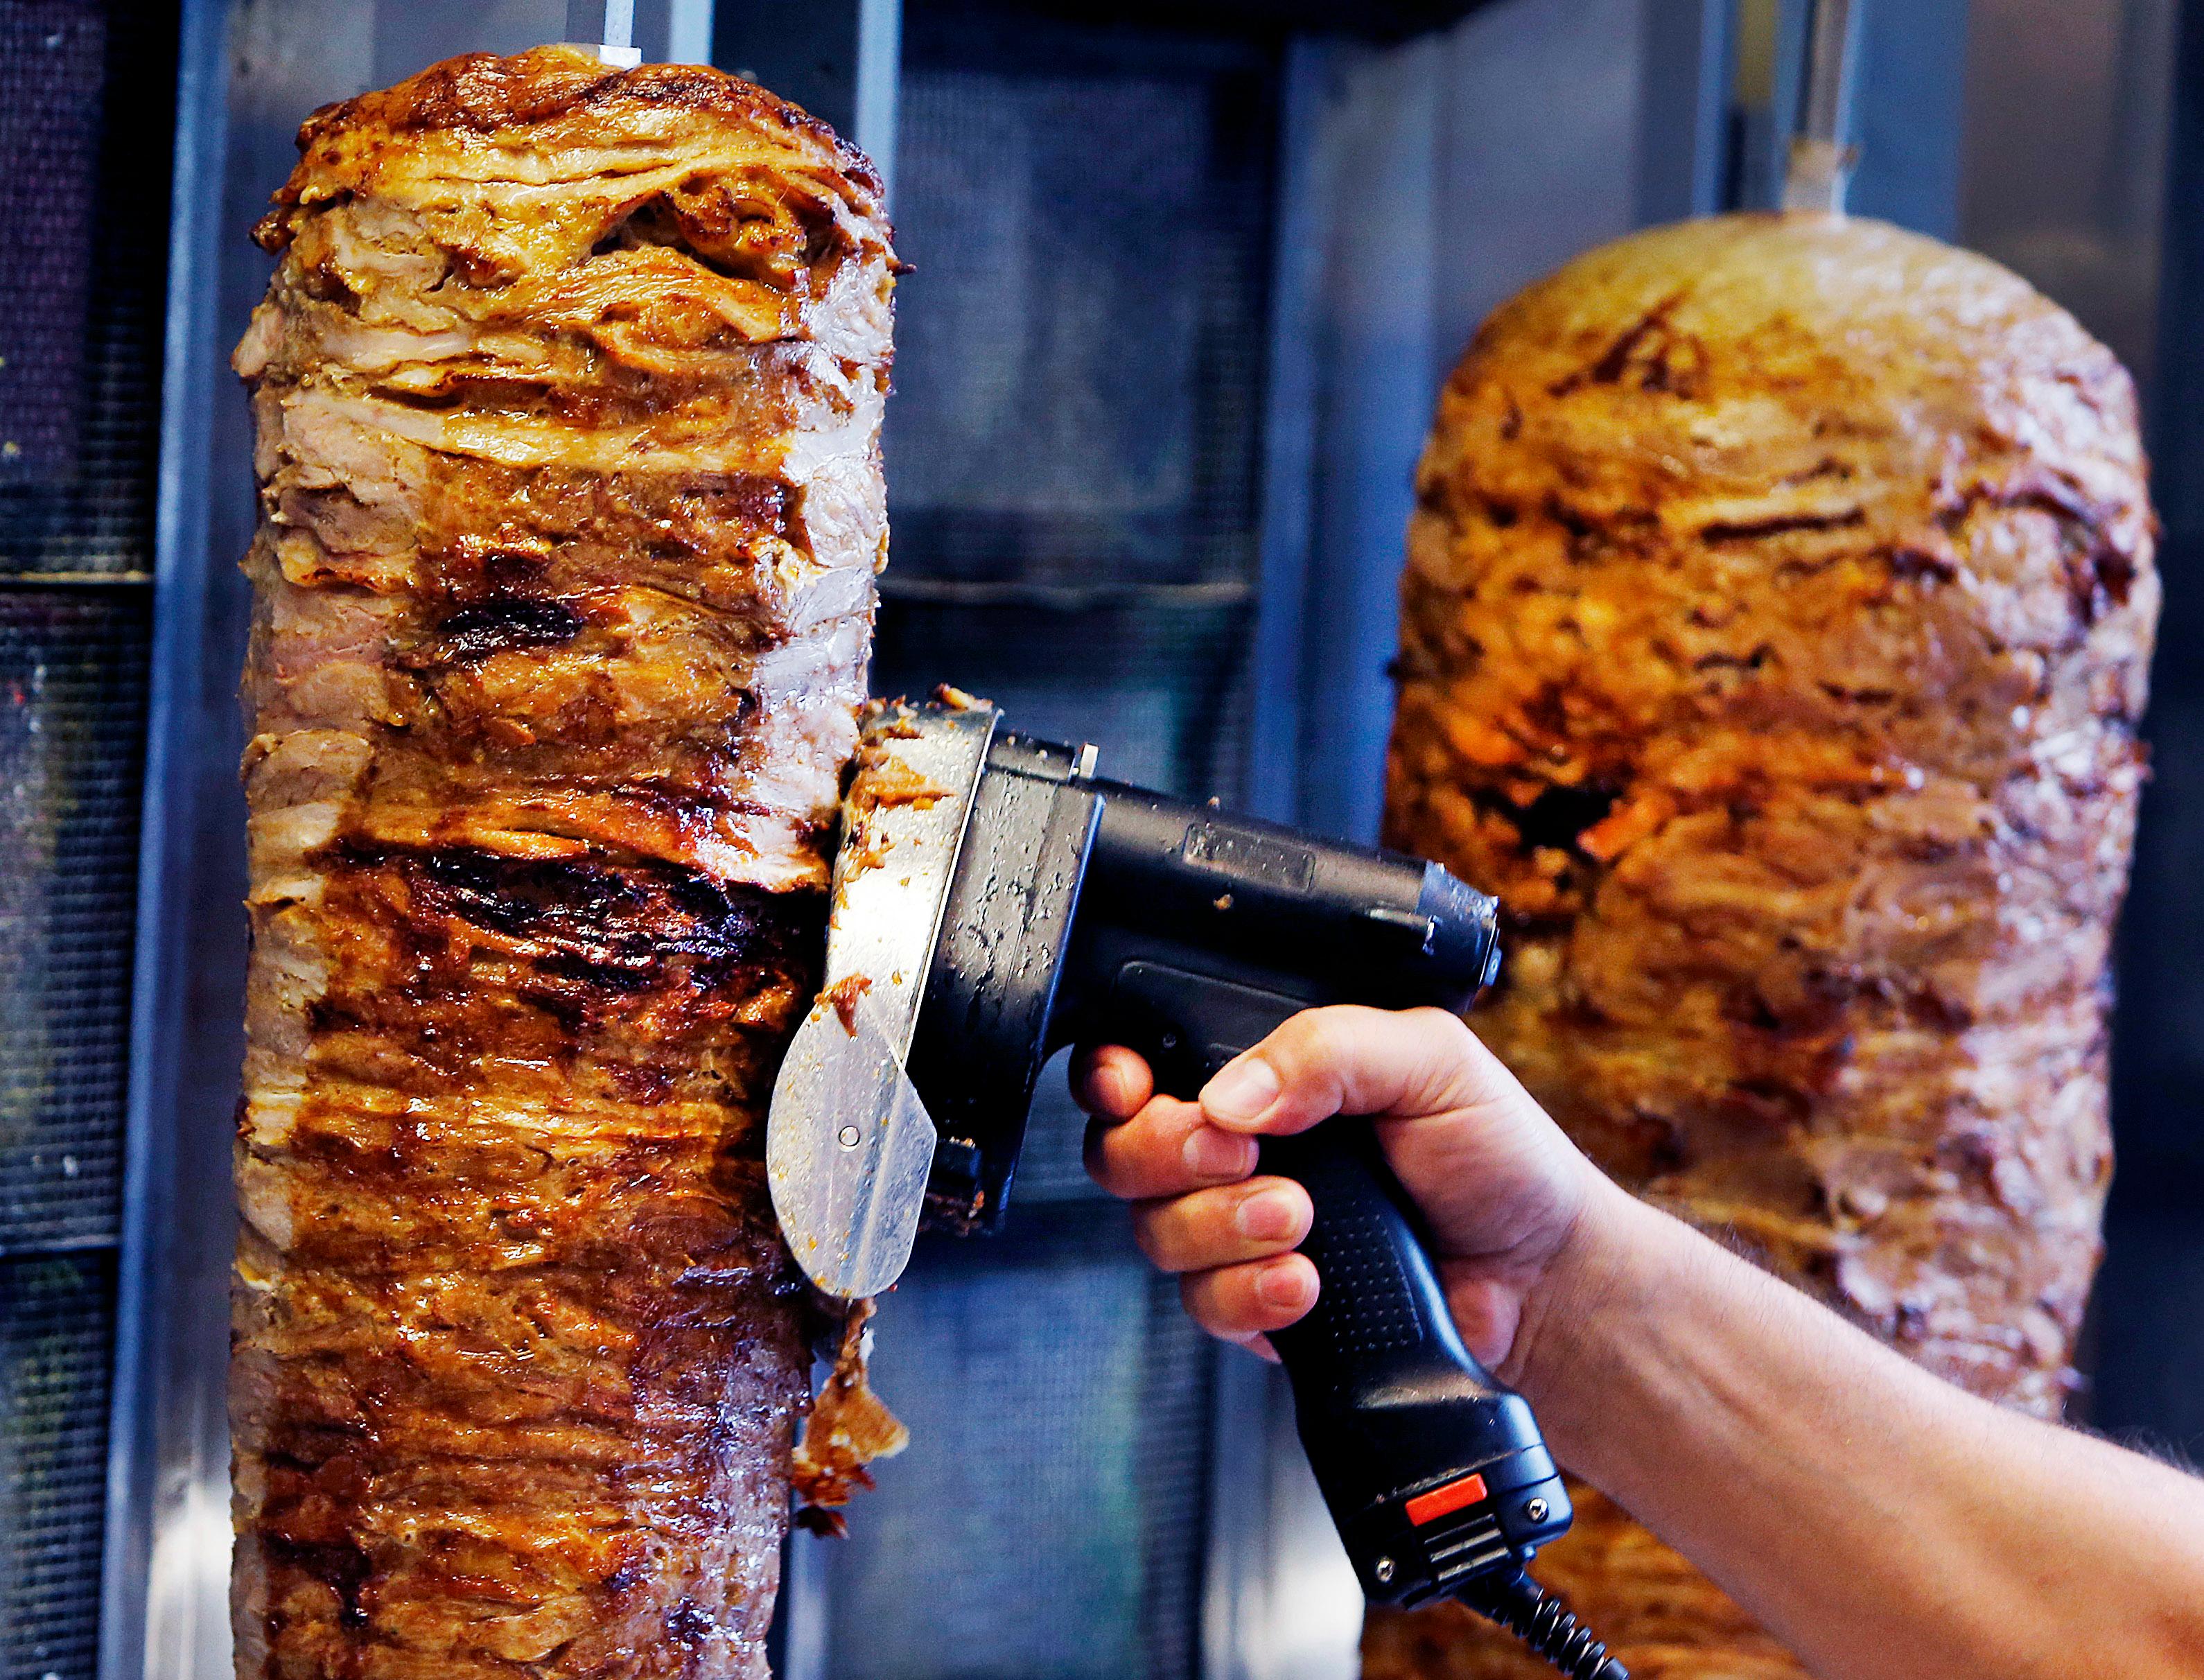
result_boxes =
[1783,0,1862,213]
[597,0,642,67]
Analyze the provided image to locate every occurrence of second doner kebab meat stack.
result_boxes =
[231,49,893,1680]
[1374,215,2157,1677]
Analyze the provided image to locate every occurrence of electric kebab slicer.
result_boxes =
[766,695,1627,1680]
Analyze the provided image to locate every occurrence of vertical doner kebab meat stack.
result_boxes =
[231,49,893,1680]
[1376,215,2157,1677]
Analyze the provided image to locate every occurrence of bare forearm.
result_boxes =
[1508,1187,2204,1680]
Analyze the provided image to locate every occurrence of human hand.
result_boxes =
[1074,1006,1620,1387]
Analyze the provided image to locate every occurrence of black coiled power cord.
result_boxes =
[1455,1568,1629,1680]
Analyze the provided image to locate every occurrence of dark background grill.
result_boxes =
[0,1,177,1677]
[0,593,150,1255]
[821,1241,1216,1680]
[0,3,105,492]
[0,1254,117,1680]
[881,6,1275,590]
[0,1,171,577]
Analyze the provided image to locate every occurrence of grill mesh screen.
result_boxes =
[0,0,167,575]
[819,1245,1214,1680]
[884,12,1274,587]
[0,0,176,1672]
[872,590,1253,801]
[0,592,150,1256]
[0,0,103,485]
[0,1252,116,1680]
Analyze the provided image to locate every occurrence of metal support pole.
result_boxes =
[1783,0,1862,212]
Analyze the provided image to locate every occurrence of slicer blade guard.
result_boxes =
[908,730,1103,1234]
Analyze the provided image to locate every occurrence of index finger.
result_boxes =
[1071,1043,1155,1121]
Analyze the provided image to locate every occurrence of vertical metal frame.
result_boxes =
[1846,0,1970,234]
[1242,39,1333,831]
[1636,0,1733,222]
[713,0,900,194]
[100,1,237,1677]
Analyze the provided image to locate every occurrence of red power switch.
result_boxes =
[1405,1473,1488,1527]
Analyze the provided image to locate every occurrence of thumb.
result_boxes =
[1198,1004,1593,1268]
[1197,1005,1528,1135]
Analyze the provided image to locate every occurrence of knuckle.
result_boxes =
[1134,1196,1221,1274]
[1178,1270,1242,1339]
[1272,1010,1329,1069]
[1297,1005,1372,1078]
[1082,1140,1122,1195]
[1410,1005,1476,1051]
[1408,1007,1502,1109]
[1130,1202,1177,1268]
[1248,1018,1323,1103]
[1258,1007,1361,1116]
[1087,1133,1148,1200]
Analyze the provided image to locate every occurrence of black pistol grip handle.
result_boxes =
[1103,976,1496,1396]
[1260,1123,1573,1607]
[1261,1124,1489,1387]
[1087,963,1571,1603]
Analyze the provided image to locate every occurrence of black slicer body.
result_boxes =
[890,707,1622,1678]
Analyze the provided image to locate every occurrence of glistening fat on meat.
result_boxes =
[231,48,897,1680]
[1372,213,2157,1680]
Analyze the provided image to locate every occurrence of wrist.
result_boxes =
[1494,1175,1656,1408]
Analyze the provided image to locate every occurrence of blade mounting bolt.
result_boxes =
[1525,1498,1550,1523]
[838,1125,861,1147]
[1373,1557,1395,1584]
